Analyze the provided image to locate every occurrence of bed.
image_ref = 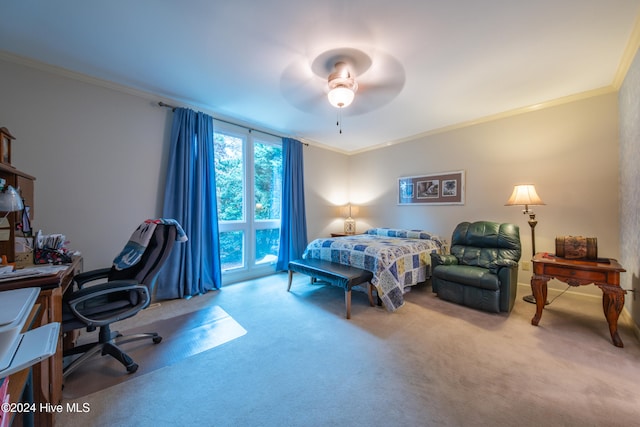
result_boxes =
[302,228,447,311]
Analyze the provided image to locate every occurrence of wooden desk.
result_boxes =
[0,257,82,426]
[530,253,626,347]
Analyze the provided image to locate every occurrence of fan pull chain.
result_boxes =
[336,109,343,134]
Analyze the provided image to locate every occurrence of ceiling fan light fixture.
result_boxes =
[327,61,358,108]
[328,86,356,108]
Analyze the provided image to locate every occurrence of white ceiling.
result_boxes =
[1,1,639,153]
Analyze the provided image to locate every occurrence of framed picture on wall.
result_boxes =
[398,170,465,205]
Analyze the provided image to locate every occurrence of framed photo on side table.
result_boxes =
[398,170,465,205]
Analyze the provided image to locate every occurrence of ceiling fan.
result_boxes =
[280,47,406,117]
[327,61,358,108]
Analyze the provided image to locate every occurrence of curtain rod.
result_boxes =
[158,101,307,145]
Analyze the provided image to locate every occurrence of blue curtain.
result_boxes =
[155,107,222,299]
[276,138,308,270]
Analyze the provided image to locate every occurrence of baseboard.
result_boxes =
[516,282,601,299]
[620,308,640,344]
[518,282,640,344]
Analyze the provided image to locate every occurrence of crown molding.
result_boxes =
[612,11,640,89]
[350,86,616,155]
[0,47,628,158]
[0,50,166,104]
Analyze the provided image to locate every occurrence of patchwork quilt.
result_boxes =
[302,228,446,311]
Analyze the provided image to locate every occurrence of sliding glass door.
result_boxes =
[214,123,282,284]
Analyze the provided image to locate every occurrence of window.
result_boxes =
[214,123,282,283]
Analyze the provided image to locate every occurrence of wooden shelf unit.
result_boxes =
[0,163,35,263]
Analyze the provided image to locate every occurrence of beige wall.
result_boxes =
[0,55,173,271]
[0,53,625,309]
[0,54,351,273]
[303,145,350,239]
[345,93,620,297]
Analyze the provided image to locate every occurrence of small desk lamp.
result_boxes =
[505,184,545,304]
[0,178,24,216]
[0,178,24,266]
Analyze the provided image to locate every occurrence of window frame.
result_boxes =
[214,121,282,284]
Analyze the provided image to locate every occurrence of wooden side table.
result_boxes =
[530,253,626,347]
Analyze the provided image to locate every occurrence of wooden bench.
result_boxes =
[287,258,375,319]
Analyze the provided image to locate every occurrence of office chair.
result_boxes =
[62,222,179,377]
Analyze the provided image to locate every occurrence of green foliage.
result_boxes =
[219,230,243,270]
[214,132,283,270]
[214,133,244,221]
[214,135,283,222]
[254,142,282,220]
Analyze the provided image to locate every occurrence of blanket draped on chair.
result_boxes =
[113,219,188,271]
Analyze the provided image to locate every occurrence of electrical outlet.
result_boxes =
[522,261,531,271]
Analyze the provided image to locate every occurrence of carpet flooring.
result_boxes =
[56,273,640,427]
[62,305,246,400]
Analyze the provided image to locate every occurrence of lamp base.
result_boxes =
[522,294,549,305]
[344,217,356,234]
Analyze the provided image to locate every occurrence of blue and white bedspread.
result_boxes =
[302,228,447,312]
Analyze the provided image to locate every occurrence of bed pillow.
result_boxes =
[365,228,446,245]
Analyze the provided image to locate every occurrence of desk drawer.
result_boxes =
[544,265,608,282]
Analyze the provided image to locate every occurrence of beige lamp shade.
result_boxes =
[505,184,545,209]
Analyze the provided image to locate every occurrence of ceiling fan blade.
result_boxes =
[343,51,406,115]
[311,47,372,78]
[347,79,405,115]
[280,48,405,116]
[280,60,328,114]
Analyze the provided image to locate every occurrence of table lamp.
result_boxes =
[344,203,356,234]
[0,182,24,215]
[505,184,545,304]
[0,179,24,266]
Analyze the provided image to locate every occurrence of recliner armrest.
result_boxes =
[430,253,458,266]
[489,259,518,274]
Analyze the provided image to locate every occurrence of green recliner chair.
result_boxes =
[430,221,521,313]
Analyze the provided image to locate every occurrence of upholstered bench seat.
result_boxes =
[287,258,374,319]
